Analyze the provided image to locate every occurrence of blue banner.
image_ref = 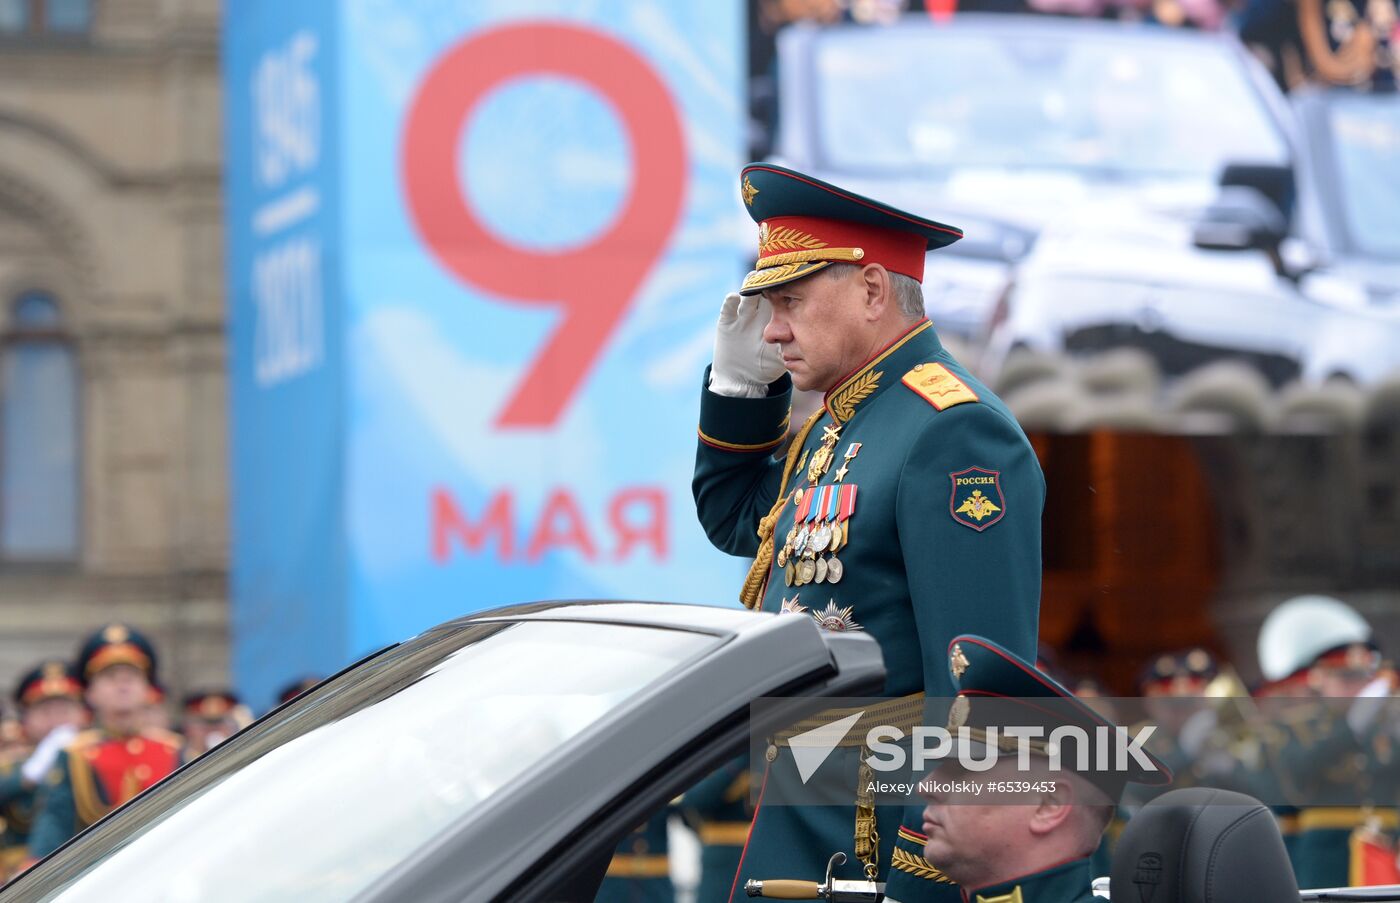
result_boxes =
[226,1,746,709]
[225,2,347,708]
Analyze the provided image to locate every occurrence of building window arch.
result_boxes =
[0,0,92,37]
[2,291,79,562]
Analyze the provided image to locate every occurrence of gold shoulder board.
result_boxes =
[901,362,979,411]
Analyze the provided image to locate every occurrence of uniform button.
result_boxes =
[126,739,145,754]
[765,743,779,763]
[134,764,152,781]
[913,363,923,371]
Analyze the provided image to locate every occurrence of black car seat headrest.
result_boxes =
[1111,787,1298,903]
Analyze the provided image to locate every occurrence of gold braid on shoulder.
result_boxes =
[739,409,824,609]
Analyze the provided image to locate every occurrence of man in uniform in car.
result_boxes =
[693,164,1044,899]
[26,624,184,859]
[912,635,1168,903]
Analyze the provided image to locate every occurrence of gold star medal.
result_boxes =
[834,442,861,482]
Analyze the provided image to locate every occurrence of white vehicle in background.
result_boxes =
[771,15,1400,388]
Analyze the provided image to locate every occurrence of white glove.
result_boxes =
[21,723,79,785]
[708,293,786,398]
[1347,676,1393,736]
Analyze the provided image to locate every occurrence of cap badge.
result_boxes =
[950,643,970,679]
[103,624,129,643]
[742,175,759,207]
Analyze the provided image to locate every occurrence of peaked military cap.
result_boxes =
[13,658,83,708]
[1137,646,1220,694]
[76,623,158,684]
[943,634,1172,800]
[184,689,241,720]
[276,676,320,706]
[737,163,963,295]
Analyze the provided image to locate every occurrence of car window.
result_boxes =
[812,29,1288,180]
[31,620,719,903]
[1326,94,1400,259]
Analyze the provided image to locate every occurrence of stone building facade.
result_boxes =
[0,0,228,703]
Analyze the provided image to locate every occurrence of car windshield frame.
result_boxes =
[804,17,1292,182]
[11,613,730,903]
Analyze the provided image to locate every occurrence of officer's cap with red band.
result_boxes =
[738,163,962,296]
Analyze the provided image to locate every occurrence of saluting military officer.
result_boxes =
[693,164,1045,899]
[0,661,87,877]
[26,624,184,859]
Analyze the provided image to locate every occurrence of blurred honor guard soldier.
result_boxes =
[0,662,87,877]
[596,812,674,903]
[26,625,183,859]
[913,636,1169,903]
[274,676,321,711]
[693,164,1044,899]
[680,757,754,902]
[181,691,250,762]
[1256,595,1398,889]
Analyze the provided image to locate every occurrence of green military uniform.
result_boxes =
[0,659,87,876]
[961,858,1104,903]
[0,749,34,877]
[1273,695,1399,888]
[1252,593,1397,889]
[679,757,753,902]
[595,811,674,903]
[694,164,1044,900]
[28,625,183,859]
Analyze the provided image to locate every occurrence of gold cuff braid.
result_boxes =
[739,409,824,609]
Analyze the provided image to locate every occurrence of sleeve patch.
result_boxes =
[949,467,1005,531]
[902,363,979,411]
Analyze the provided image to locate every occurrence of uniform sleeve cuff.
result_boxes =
[698,366,792,452]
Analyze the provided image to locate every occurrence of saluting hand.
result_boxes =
[709,292,786,398]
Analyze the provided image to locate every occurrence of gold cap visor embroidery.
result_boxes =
[739,259,833,295]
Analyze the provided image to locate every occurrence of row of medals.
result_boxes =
[777,425,856,587]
